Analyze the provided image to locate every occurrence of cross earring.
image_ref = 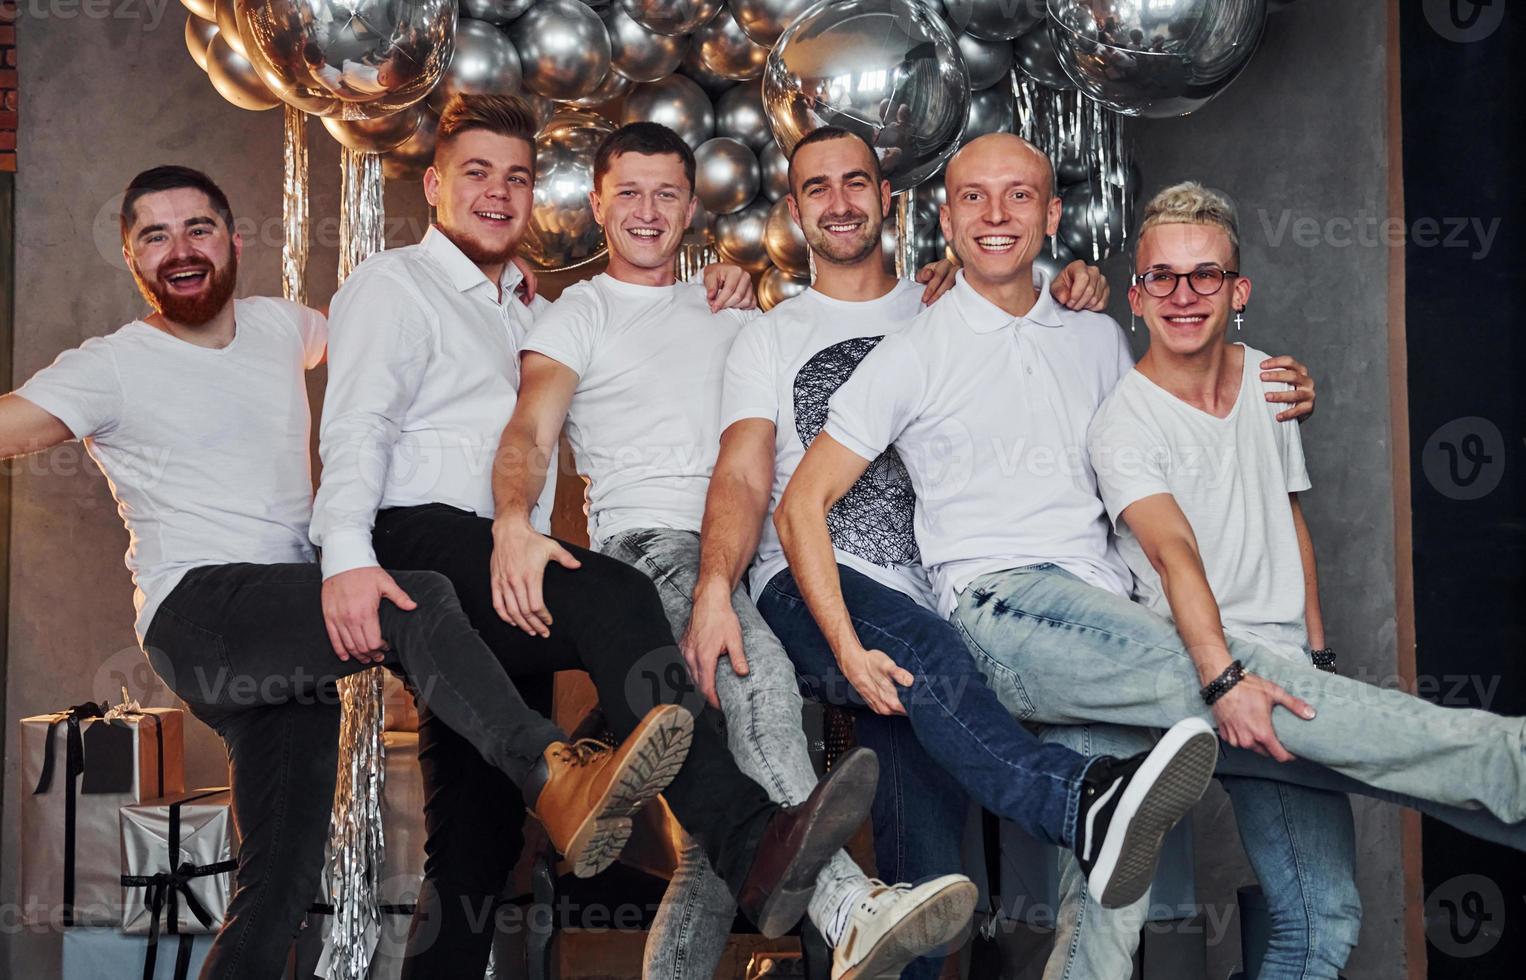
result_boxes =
[1234,307,1246,332]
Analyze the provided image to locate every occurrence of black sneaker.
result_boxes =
[1074,717,1218,909]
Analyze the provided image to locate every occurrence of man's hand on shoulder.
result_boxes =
[703,263,758,312]
[1051,259,1110,312]
[1261,355,1316,422]
[321,567,417,662]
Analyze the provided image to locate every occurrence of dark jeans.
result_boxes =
[757,565,1093,980]
[142,561,565,980]
[372,503,778,979]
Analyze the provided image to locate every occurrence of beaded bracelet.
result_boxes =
[1311,648,1337,673]
[1201,660,1247,706]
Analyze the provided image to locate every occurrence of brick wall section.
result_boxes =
[0,0,14,171]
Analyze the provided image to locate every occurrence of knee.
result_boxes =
[390,570,459,611]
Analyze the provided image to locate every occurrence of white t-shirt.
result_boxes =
[521,274,758,549]
[722,280,936,607]
[824,271,1136,618]
[16,298,328,641]
[1087,344,1313,660]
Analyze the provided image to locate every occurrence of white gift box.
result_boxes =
[121,788,237,938]
[62,926,211,980]
[19,704,185,926]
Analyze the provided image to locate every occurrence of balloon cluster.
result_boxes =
[181,0,1271,281]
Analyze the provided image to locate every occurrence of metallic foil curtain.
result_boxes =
[282,106,309,305]
[326,146,388,980]
[1013,75,1133,262]
[893,192,915,281]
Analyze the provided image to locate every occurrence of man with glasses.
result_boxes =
[780,133,1526,874]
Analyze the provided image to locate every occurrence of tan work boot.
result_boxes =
[524,703,694,877]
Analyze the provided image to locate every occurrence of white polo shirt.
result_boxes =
[16,298,327,641]
[521,274,757,549]
[824,270,1136,617]
[722,279,936,607]
[1088,344,1313,660]
[311,226,558,577]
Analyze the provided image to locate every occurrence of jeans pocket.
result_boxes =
[952,616,1037,720]
[143,607,237,709]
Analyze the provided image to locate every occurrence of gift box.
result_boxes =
[19,703,185,926]
[62,926,211,980]
[121,788,238,940]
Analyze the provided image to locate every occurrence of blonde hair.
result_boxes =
[1137,181,1240,267]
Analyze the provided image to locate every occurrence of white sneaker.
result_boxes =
[831,875,978,979]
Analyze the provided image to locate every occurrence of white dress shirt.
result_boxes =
[824,270,1137,617]
[312,226,557,578]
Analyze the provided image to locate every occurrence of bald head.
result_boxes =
[945,133,1055,202]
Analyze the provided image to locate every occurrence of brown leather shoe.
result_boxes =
[738,747,879,938]
[525,703,693,877]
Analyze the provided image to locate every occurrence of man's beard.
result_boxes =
[802,211,881,266]
[440,223,519,267]
[133,253,239,327]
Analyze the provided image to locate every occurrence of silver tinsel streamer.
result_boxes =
[1012,73,1134,262]
[677,242,718,282]
[326,147,389,980]
[282,106,309,306]
[893,192,914,280]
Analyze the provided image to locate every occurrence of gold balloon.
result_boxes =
[323,106,427,152]
[758,264,810,310]
[185,14,220,72]
[763,196,809,276]
[206,32,280,111]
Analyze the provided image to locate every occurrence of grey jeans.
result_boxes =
[602,529,867,980]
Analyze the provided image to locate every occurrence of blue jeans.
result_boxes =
[757,565,1092,980]
[1039,725,1361,980]
[952,564,1526,822]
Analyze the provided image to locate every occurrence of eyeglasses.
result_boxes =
[1135,268,1240,298]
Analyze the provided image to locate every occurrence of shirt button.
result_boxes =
[1026,366,1034,375]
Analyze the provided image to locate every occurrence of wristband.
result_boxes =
[1310,648,1337,673]
[1201,660,1247,706]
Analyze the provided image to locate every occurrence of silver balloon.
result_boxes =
[677,40,734,96]
[382,110,441,180]
[695,137,762,215]
[186,14,219,71]
[564,67,634,107]
[910,175,947,266]
[1059,177,1127,260]
[206,32,280,110]
[323,105,426,152]
[1014,23,1075,91]
[763,197,810,276]
[760,140,790,200]
[695,6,770,81]
[525,93,560,128]
[1032,237,1078,281]
[715,79,773,154]
[956,31,1015,90]
[763,0,970,193]
[427,19,523,113]
[943,0,1044,41]
[729,0,816,46]
[181,0,215,21]
[236,0,454,118]
[523,110,617,270]
[619,0,723,38]
[461,0,534,25]
[962,84,1014,142]
[758,265,810,311]
[509,0,613,101]
[622,74,716,150]
[604,2,688,83]
[214,0,245,56]
[1048,0,1269,117]
[710,196,772,271]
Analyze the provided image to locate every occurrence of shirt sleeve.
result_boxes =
[296,304,328,369]
[822,333,926,463]
[14,337,124,440]
[520,290,598,378]
[1087,396,1174,526]
[310,263,434,577]
[1268,386,1313,493]
[719,319,778,430]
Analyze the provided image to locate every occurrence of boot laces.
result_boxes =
[555,737,613,766]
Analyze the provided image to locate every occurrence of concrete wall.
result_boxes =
[1110,3,1407,978]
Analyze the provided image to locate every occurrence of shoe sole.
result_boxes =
[838,879,979,980]
[755,748,880,939]
[1088,717,1217,909]
[566,704,694,878]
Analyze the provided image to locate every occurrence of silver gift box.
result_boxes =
[19,706,186,926]
[62,926,212,980]
[121,788,237,936]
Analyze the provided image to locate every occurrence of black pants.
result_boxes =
[373,503,778,979]
[142,561,566,980]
